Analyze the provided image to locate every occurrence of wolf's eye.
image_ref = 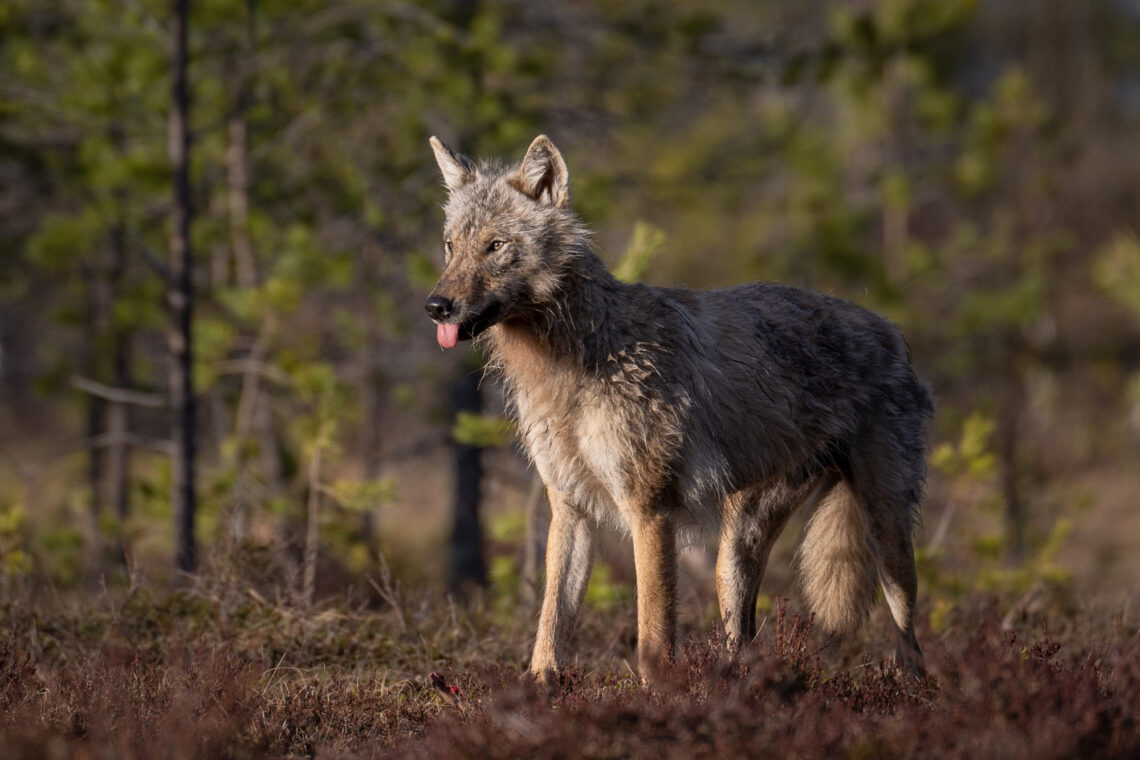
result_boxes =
[487,240,505,252]
[444,240,452,257]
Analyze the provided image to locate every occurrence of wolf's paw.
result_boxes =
[524,665,558,691]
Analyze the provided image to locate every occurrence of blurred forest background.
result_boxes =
[2,0,1140,625]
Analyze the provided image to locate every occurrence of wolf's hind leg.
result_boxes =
[715,502,766,646]
[871,507,926,677]
[851,428,928,678]
[530,488,594,681]
[717,480,826,646]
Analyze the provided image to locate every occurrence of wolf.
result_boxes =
[425,135,933,681]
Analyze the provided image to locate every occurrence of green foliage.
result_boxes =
[35,526,85,588]
[919,407,1074,624]
[406,252,442,289]
[289,362,351,459]
[487,554,520,616]
[25,211,104,273]
[487,510,526,544]
[452,412,514,448]
[613,222,666,283]
[1094,232,1140,319]
[584,562,632,612]
[0,502,32,583]
[975,517,1074,593]
[931,411,997,482]
[391,383,417,409]
[328,479,397,514]
[955,68,1049,197]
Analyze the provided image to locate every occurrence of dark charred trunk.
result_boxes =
[449,367,486,594]
[84,357,105,522]
[83,349,105,579]
[359,342,383,563]
[356,225,385,563]
[520,476,548,608]
[80,255,106,582]
[108,213,132,532]
[226,0,256,289]
[169,0,197,576]
[998,355,1027,564]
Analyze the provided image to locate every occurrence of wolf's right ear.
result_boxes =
[511,135,570,208]
[430,136,476,191]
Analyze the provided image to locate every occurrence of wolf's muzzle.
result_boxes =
[424,295,453,322]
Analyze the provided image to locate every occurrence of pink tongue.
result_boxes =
[437,323,459,349]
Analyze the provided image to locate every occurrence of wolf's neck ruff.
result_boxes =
[485,247,632,373]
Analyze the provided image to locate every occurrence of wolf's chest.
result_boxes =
[493,325,686,518]
[511,370,689,529]
[515,384,634,515]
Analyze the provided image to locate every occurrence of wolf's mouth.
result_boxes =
[436,301,502,349]
[459,301,502,340]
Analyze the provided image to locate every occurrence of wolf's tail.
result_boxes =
[797,482,878,633]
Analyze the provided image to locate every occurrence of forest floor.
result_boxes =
[1,562,1138,760]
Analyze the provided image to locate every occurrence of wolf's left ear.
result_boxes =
[430,136,476,191]
[511,135,570,208]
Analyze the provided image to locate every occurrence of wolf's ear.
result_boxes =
[430,136,476,191]
[511,135,570,208]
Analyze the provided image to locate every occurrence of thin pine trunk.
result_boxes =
[882,55,909,286]
[168,0,197,576]
[226,0,280,539]
[999,366,1026,564]
[449,368,486,593]
[302,443,321,606]
[83,309,105,582]
[357,243,383,563]
[520,476,548,608]
[359,360,382,563]
[227,112,256,287]
[108,210,132,532]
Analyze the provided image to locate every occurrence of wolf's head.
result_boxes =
[425,135,582,349]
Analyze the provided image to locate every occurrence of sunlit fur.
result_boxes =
[427,135,933,681]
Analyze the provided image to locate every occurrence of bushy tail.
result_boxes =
[797,482,878,633]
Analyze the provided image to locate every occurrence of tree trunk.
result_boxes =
[82,312,105,581]
[358,349,382,563]
[227,112,256,287]
[356,234,384,564]
[998,354,1027,563]
[225,0,282,539]
[168,0,197,576]
[231,316,277,540]
[225,0,257,290]
[108,212,132,533]
[448,368,487,594]
[881,54,909,286]
[84,364,105,522]
[302,443,321,606]
[520,476,548,608]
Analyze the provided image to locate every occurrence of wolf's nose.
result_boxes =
[425,295,453,322]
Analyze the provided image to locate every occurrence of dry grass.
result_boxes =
[1,564,1138,759]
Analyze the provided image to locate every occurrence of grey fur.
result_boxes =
[426,135,933,680]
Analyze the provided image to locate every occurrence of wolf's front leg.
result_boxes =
[529,489,594,683]
[630,511,677,680]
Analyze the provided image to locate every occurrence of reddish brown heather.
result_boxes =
[1,593,1137,759]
